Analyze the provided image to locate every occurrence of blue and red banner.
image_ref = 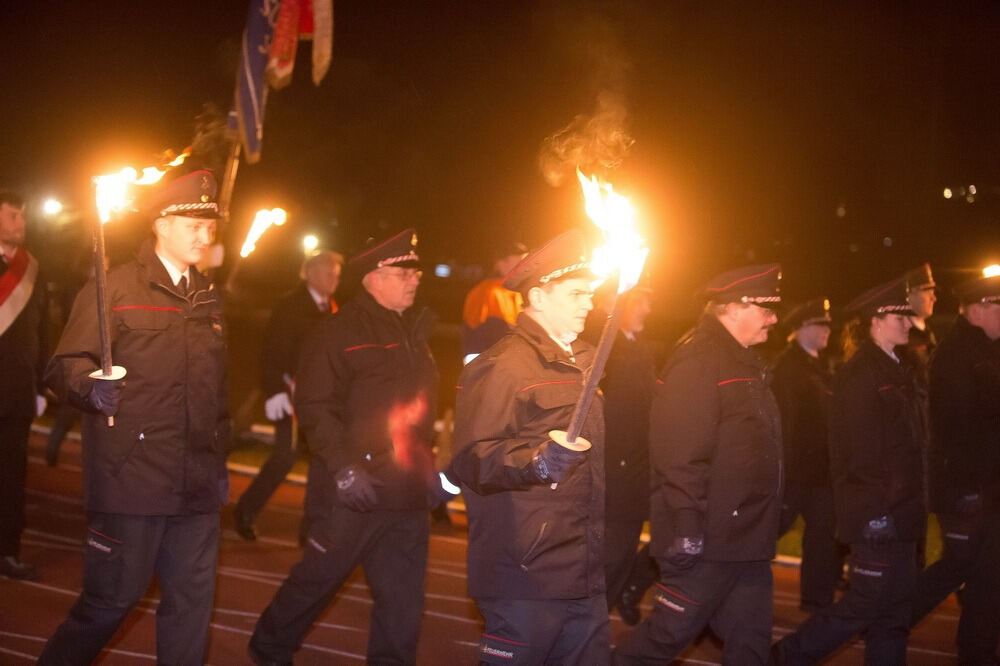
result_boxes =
[233,0,280,164]
[232,0,332,163]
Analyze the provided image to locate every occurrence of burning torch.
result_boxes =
[550,170,648,488]
[224,207,288,293]
[91,152,189,425]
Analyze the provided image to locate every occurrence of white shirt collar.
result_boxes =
[155,251,190,287]
[546,333,576,362]
[306,285,328,310]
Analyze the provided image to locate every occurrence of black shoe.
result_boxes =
[234,506,257,541]
[618,585,641,626]
[0,556,37,581]
[248,641,291,666]
[770,640,788,666]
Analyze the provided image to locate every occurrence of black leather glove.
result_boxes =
[862,514,897,549]
[529,439,586,483]
[87,377,125,417]
[665,535,704,570]
[335,464,381,512]
[955,493,984,517]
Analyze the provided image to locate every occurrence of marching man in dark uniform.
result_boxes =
[772,298,841,612]
[901,262,938,385]
[912,275,1000,664]
[233,249,343,541]
[595,286,658,625]
[901,263,936,569]
[249,229,439,666]
[0,190,48,581]
[449,229,610,664]
[773,277,927,665]
[614,264,783,665]
[40,170,230,665]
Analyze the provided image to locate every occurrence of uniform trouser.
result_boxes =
[250,506,429,665]
[618,542,659,603]
[775,540,917,666]
[474,595,611,665]
[38,511,220,666]
[912,513,1000,664]
[0,416,32,557]
[778,484,841,609]
[237,417,297,520]
[45,402,79,464]
[605,520,644,608]
[613,559,773,665]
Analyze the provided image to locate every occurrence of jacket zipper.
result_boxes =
[519,521,548,571]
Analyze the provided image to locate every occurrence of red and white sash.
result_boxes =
[0,247,39,336]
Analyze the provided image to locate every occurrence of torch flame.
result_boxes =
[577,169,648,294]
[239,208,288,258]
[93,150,190,224]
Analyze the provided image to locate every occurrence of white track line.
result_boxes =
[23,528,84,546]
[3,584,365,660]
[0,646,35,661]
[0,630,157,661]
[24,488,82,506]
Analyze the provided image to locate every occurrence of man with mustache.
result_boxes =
[249,228,440,666]
[614,264,784,665]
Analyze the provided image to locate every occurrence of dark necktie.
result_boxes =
[178,275,188,296]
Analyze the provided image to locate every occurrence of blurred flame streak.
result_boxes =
[576,169,649,294]
[93,151,190,224]
[387,392,433,477]
[239,208,288,258]
[984,264,1000,278]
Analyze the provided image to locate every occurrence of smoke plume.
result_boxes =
[539,90,634,186]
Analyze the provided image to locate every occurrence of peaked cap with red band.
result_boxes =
[703,263,782,305]
[845,277,916,318]
[903,262,935,291]
[502,229,596,296]
[349,228,421,278]
[146,169,219,218]
[954,275,1000,305]
[784,298,832,331]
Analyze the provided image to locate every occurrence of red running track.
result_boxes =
[0,433,964,664]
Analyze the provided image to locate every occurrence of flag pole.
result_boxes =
[218,140,241,229]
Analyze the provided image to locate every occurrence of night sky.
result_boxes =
[3,1,1000,321]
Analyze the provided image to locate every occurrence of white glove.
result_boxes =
[264,392,293,421]
[36,394,47,418]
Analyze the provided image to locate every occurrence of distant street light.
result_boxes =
[42,198,63,216]
[302,234,319,253]
[983,264,1000,278]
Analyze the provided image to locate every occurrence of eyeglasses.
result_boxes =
[379,267,422,281]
